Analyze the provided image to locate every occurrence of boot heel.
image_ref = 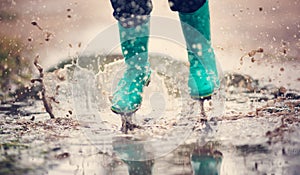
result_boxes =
[191,94,212,101]
[199,95,211,101]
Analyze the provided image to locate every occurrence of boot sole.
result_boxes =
[111,106,139,116]
[191,93,212,101]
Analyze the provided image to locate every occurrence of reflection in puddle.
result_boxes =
[113,136,154,175]
[111,137,222,175]
[191,143,222,175]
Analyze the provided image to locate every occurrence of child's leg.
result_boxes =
[169,0,219,100]
[169,0,206,14]
[109,0,153,114]
[110,0,152,28]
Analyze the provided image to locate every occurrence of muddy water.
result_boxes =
[1,0,300,174]
[1,55,300,175]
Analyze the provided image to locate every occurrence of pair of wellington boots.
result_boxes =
[111,1,219,115]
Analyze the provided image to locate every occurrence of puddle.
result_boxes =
[1,53,300,175]
[1,0,300,174]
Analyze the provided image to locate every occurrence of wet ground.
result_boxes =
[1,54,300,175]
[1,0,300,174]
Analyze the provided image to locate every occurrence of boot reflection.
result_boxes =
[191,142,223,175]
[112,136,154,175]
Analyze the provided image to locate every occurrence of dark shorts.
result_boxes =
[110,0,206,27]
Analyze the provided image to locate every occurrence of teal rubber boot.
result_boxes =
[191,155,222,175]
[179,0,219,100]
[113,137,153,175]
[111,19,151,115]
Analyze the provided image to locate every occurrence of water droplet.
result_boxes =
[31,21,37,26]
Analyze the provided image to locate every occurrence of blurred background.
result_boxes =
[0,0,299,95]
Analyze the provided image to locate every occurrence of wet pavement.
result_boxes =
[1,0,300,174]
[1,55,300,175]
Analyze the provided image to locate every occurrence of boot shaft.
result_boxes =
[118,18,150,68]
